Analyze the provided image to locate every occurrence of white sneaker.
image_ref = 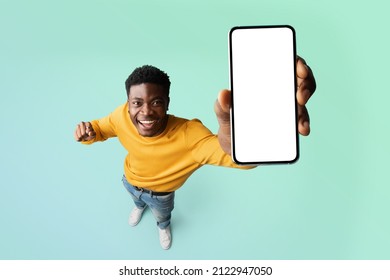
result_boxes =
[158,226,172,250]
[128,206,146,226]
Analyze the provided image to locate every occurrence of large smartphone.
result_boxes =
[229,25,298,165]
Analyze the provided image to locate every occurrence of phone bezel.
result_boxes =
[229,25,299,165]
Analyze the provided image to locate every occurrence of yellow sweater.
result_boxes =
[84,103,249,192]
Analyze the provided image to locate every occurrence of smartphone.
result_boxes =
[229,25,298,165]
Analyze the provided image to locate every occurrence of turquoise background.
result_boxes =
[1,0,389,259]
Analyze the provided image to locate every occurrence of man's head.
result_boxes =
[125,65,171,98]
[125,65,171,137]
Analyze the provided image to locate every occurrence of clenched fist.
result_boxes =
[74,121,96,142]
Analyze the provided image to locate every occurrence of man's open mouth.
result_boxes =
[138,119,157,129]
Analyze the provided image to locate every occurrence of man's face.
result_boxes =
[128,83,170,137]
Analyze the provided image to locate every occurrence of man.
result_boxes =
[74,58,316,249]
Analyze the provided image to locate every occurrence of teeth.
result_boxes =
[140,120,155,124]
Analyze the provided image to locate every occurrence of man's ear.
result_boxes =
[166,96,170,111]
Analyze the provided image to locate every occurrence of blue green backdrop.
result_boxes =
[1,0,389,259]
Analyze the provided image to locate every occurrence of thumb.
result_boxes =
[85,122,96,140]
[214,89,231,127]
[217,89,231,113]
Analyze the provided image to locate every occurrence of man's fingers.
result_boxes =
[87,127,96,138]
[296,57,308,80]
[83,122,96,140]
[80,121,88,138]
[297,104,310,136]
[74,129,83,141]
[74,122,95,142]
[297,79,313,105]
[296,57,316,106]
[85,122,92,132]
[74,122,85,141]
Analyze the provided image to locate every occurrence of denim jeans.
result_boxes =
[122,175,174,229]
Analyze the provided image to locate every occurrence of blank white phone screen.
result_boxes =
[230,26,298,164]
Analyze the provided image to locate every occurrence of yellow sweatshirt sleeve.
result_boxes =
[185,119,253,169]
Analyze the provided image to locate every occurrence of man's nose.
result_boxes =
[141,103,153,115]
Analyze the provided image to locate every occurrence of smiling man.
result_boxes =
[74,63,316,249]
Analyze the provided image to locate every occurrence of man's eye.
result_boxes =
[132,102,142,107]
[152,100,163,106]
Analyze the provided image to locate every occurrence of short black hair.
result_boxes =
[125,65,171,97]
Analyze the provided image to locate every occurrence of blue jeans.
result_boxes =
[122,175,174,229]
